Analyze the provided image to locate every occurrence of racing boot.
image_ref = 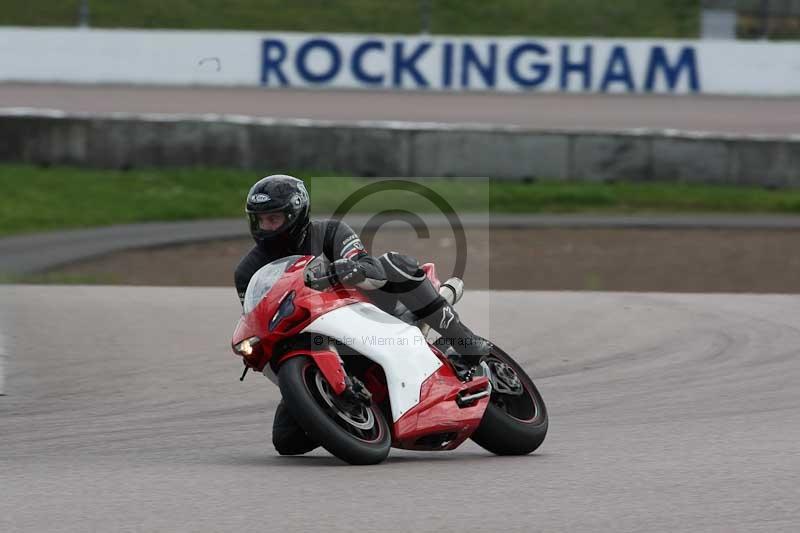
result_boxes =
[420,301,492,379]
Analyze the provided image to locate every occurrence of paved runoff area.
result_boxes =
[2,83,800,134]
[2,286,799,532]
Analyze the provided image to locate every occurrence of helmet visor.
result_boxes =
[248,210,291,239]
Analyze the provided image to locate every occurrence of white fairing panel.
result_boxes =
[301,303,442,422]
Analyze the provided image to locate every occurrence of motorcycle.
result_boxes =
[230,254,548,465]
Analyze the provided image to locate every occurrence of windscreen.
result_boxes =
[243,255,303,314]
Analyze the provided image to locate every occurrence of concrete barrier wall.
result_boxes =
[1,110,798,187]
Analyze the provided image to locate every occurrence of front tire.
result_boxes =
[471,345,548,456]
[278,356,391,465]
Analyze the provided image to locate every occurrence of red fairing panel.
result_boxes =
[277,349,348,395]
[392,352,490,451]
[231,255,370,372]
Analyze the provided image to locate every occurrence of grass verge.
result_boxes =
[2,0,699,38]
[2,164,800,237]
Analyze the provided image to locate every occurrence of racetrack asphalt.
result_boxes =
[6,213,800,276]
[1,286,798,532]
[2,83,799,135]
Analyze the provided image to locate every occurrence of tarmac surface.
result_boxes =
[2,83,800,134]
[1,286,799,532]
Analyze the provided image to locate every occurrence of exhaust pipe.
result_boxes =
[439,277,464,306]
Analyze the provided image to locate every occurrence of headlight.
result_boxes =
[234,336,260,356]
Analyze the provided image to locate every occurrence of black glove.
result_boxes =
[331,258,366,286]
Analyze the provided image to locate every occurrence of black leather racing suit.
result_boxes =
[238,219,383,302]
[235,219,452,455]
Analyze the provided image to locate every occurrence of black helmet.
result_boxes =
[245,175,310,250]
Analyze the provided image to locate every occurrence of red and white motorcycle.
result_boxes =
[231,254,548,465]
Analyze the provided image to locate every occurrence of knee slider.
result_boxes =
[380,252,425,282]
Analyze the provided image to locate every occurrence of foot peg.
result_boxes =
[456,363,493,407]
[456,386,492,407]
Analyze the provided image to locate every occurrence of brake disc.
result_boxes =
[314,371,375,430]
[488,360,524,396]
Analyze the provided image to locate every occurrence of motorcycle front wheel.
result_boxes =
[278,355,391,465]
[470,345,549,456]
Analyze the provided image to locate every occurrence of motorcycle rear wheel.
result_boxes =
[279,355,391,465]
[470,345,548,456]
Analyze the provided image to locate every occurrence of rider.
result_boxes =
[235,174,490,455]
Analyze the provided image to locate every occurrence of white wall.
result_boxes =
[1,28,799,95]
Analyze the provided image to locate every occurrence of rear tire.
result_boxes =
[278,356,391,465]
[471,345,548,456]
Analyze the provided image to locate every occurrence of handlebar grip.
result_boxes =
[306,271,337,290]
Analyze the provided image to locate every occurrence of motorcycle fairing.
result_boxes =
[300,302,442,422]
